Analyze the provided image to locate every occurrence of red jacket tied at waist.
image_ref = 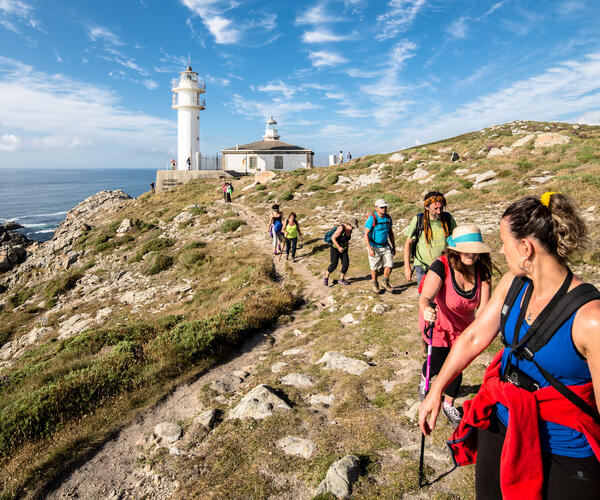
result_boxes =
[446,350,600,500]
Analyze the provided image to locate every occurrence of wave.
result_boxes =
[23,223,49,228]
[21,210,68,218]
[35,229,56,234]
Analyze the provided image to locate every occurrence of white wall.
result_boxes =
[223,152,311,173]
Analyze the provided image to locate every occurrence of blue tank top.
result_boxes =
[497,281,593,457]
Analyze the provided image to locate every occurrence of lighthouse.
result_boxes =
[172,65,205,170]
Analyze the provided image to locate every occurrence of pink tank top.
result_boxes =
[419,255,481,348]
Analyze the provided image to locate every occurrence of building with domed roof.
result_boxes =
[222,117,313,173]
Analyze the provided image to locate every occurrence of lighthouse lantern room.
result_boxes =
[172,65,206,170]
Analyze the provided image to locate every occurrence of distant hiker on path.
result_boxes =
[150,182,155,194]
[282,212,302,262]
[186,157,192,170]
[226,182,233,203]
[222,182,228,202]
[404,191,456,287]
[323,218,359,286]
[268,204,284,255]
[346,151,352,162]
[339,151,344,164]
[364,198,396,293]
[417,224,493,428]
[419,192,600,499]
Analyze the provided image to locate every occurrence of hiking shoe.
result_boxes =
[372,280,380,293]
[323,277,329,287]
[338,279,350,285]
[382,278,393,292]
[417,375,427,401]
[443,403,462,429]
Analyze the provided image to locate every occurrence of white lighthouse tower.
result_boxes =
[172,65,205,170]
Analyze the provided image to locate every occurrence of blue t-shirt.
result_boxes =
[497,281,593,457]
[364,213,392,247]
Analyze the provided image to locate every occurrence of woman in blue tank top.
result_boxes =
[418,192,600,499]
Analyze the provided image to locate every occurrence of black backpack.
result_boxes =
[500,273,600,424]
[409,212,452,261]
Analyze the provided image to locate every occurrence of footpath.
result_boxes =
[47,200,488,499]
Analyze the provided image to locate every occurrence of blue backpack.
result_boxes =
[324,225,341,244]
[273,219,283,232]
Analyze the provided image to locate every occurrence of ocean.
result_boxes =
[0,168,157,242]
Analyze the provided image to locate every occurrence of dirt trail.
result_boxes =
[47,201,334,500]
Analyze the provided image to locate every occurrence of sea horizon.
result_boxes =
[0,168,157,242]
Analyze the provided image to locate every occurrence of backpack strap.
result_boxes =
[415,213,424,240]
[500,276,527,344]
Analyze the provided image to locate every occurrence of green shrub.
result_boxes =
[7,289,34,309]
[326,173,339,185]
[132,219,156,232]
[458,179,473,189]
[179,251,207,269]
[188,206,207,215]
[221,219,246,233]
[307,184,324,191]
[517,159,533,170]
[255,183,266,191]
[279,190,294,201]
[183,241,206,251]
[95,234,134,253]
[143,254,174,275]
[133,237,176,261]
[44,272,83,301]
[577,147,597,164]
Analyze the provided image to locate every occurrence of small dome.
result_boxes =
[267,116,277,125]
[186,65,193,72]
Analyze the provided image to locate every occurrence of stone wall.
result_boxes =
[156,170,230,192]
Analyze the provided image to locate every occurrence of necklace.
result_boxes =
[526,311,532,323]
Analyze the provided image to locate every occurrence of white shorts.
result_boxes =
[368,246,393,270]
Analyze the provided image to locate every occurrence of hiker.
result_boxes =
[323,218,359,286]
[222,182,228,202]
[268,204,284,255]
[282,212,302,261]
[417,224,493,428]
[404,191,456,287]
[226,182,233,203]
[186,156,192,170]
[339,150,344,164]
[364,198,396,292]
[419,192,600,499]
[150,182,155,194]
[346,151,352,162]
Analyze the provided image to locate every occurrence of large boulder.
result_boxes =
[316,455,361,498]
[228,384,291,420]
[277,436,316,459]
[316,352,369,375]
[534,133,570,148]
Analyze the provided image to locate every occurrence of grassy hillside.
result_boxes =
[0,120,599,499]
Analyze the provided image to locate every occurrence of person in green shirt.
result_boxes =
[403,191,457,287]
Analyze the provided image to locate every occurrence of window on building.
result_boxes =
[249,156,257,169]
[274,156,283,169]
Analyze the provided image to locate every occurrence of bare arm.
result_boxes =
[573,300,600,410]
[419,270,443,320]
[419,272,514,434]
[478,280,492,313]
[388,227,396,253]
[364,221,375,257]
[331,225,345,252]
[404,237,414,281]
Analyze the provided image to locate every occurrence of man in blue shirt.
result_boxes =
[364,198,396,292]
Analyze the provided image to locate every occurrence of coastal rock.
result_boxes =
[410,168,430,181]
[445,189,461,197]
[210,374,243,395]
[534,133,570,148]
[335,175,353,186]
[228,384,291,420]
[388,153,405,163]
[271,361,289,373]
[277,436,316,459]
[511,133,536,147]
[473,170,497,188]
[487,147,512,158]
[280,373,314,388]
[116,218,133,235]
[316,352,369,375]
[316,455,360,498]
[450,152,460,162]
[340,313,358,325]
[354,172,382,187]
[194,409,217,429]
[310,394,335,406]
[153,422,182,444]
[57,313,94,340]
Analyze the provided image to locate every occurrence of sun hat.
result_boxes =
[446,224,492,254]
[374,198,388,208]
[347,218,359,229]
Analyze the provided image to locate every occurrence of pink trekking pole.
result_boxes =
[419,303,437,487]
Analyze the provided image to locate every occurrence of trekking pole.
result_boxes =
[419,303,437,488]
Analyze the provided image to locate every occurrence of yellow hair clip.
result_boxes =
[540,191,557,207]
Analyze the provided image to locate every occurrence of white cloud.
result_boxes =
[258,81,296,99]
[577,110,600,125]
[557,0,586,15]
[181,0,276,45]
[101,47,148,76]
[87,26,124,46]
[0,133,20,151]
[301,28,355,43]
[0,56,175,160]
[206,74,231,87]
[309,50,348,68]
[0,0,42,34]
[142,79,159,90]
[376,0,427,41]
[55,49,64,63]
[228,93,320,124]
[296,2,337,25]
[447,16,468,39]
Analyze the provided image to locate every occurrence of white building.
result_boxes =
[221,117,313,173]
[172,65,206,170]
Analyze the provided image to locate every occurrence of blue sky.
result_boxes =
[0,0,599,169]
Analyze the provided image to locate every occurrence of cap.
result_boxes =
[374,198,388,208]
